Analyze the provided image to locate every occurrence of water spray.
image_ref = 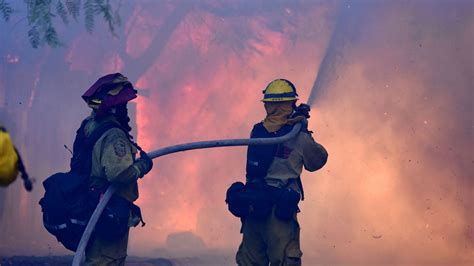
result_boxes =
[307,1,349,105]
[72,123,302,265]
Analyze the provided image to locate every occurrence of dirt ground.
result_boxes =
[0,255,235,266]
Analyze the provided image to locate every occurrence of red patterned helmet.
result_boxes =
[82,73,137,115]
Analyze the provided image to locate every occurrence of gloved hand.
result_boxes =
[23,178,33,191]
[293,103,311,119]
[291,103,313,133]
[134,150,153,178]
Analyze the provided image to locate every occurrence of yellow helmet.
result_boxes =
[261,79,298,102]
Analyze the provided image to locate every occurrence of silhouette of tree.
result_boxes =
[1,0,121,48]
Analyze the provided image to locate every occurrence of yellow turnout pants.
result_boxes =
[236,209,302,266]
[85,229,129,266]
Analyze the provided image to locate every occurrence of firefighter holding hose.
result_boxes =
[79,73,152,265]
[227,79,328,265]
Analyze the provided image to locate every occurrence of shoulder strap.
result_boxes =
[245,122,297,182]
[84,121,121,148]
[70,119,90,170]
[70,120,123,176]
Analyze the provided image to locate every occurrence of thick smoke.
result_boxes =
[302,1,473,264]
[0,0,472,265]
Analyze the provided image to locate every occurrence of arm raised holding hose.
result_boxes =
[233,79,328,266]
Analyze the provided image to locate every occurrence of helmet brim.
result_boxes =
[261,97,298,102]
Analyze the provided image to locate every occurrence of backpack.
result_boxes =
[39,120,119,251]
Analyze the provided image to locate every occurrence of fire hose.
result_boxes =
[72,122,302,265]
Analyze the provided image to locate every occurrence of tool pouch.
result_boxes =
[95,195,129,240]
[274,187,300,221]
[226,181,275,219]
[95,195,144,240]
[226,182,249,218]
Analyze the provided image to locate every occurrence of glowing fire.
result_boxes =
[0,1,472,264]
[127,2,474,263]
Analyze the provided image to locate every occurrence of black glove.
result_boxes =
[292,103,313,133]
[293,103,311,119]
[134,150,153,178]
[23,178,33,192]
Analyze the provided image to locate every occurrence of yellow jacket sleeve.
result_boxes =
[300,132,328,172]
[98,128,135,183]
[0,127,19,186]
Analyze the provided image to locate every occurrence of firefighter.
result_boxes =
[80,73,153,265]
[0,123,33,191]
[235,79,328,265]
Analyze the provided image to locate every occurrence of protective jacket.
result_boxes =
[246,122,327,192]
[265,127,327,191]
[83,113,138,201]
[0,124,18,186]
[84,113,139,264]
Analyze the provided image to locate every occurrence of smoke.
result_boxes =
[301,1,473,264]
[127,1,335,256]
[0,0,472,265]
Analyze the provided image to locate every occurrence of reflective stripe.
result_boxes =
[263,92,297,99]
[45,218,87,231]
[45,223,67,231]
[248,160,259,166]
[70,219,87,226]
